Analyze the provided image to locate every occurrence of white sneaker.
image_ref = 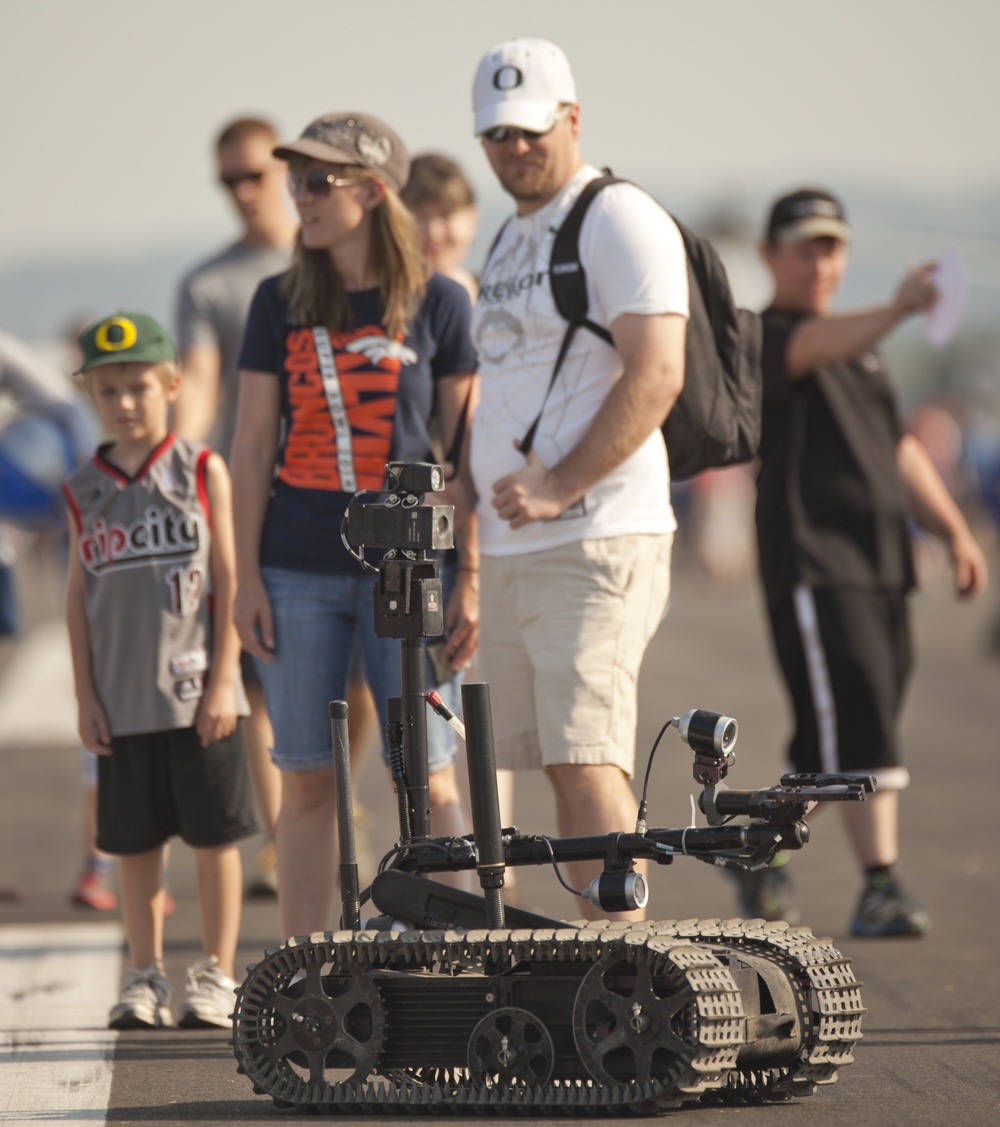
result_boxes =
[178,955,237,1029]
[108,966,174,1029]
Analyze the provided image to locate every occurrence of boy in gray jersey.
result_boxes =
[64,312,256,1030]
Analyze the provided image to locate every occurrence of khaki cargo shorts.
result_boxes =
[478,533,672,778]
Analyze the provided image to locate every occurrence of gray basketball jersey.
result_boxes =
[64,435,248,736]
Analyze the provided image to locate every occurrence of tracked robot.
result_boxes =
[232,462,866,1114]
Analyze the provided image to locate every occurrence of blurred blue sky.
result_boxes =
[2,0,999,346]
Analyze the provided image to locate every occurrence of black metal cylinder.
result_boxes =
[461,682,505,926]
[329,700,360,931]
[400,638,430,839]
[385,696,412,845]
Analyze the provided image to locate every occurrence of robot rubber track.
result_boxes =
[232,916,863,1115]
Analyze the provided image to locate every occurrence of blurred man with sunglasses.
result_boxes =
[173,116,296,899]
[174,117,295,459]
[468,39,688,918]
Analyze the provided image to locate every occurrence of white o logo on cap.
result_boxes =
[493,65,523,90]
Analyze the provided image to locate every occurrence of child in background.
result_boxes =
[401,153,479,301]
[64,312,256,1029]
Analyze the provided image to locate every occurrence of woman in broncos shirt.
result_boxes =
[231,112,478,937]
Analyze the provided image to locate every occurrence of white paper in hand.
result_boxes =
[925,249,966,347]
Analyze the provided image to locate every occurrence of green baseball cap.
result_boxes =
[76,311,177,374]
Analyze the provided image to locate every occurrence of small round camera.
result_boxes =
[676,709,739,757]
[586,871,648,912]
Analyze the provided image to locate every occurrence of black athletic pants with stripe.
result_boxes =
[765,584,912,787]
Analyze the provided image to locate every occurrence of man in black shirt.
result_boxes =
[750,188,989,936]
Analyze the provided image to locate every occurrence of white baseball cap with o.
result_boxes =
[473,38,577,136]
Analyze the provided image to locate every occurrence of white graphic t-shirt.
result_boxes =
[471,165,689,556]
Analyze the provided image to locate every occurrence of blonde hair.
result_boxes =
[281,175,429,339]
[150,359,180,388]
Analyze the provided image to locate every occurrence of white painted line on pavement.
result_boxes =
[0,922,122,1124]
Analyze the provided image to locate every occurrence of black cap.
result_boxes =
[766,188,851,244]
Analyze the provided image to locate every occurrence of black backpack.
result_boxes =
[521,173,763,480]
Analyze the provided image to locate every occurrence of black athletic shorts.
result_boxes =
[766,585,913,786]
[96,724,259,854]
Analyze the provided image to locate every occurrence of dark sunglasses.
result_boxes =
[287,168,359,197]
[219,170,265,190]
[480,105,572,145]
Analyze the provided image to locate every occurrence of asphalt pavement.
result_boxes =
[2,550,998,1126]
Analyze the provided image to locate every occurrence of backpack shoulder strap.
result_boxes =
[520,173,621,455]
[549,173,619,344]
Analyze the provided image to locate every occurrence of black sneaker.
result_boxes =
[732,852,798,923]
[851,871,930,937]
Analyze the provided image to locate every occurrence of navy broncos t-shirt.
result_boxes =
[239,271,476,574]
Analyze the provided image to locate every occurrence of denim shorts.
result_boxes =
[257,566,458,774]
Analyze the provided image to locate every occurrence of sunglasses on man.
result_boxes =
[480,105,572,145]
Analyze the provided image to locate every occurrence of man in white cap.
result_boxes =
[468,38,688,918]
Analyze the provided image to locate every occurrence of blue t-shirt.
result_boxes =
[239,272,476,574]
